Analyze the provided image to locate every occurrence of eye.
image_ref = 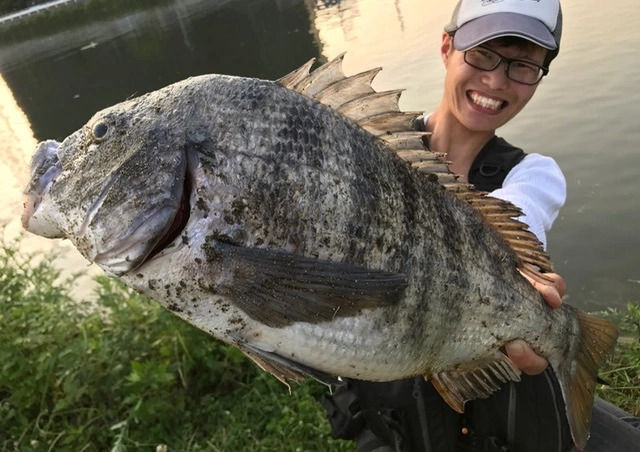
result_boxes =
[470,48,494,60]
[91,121,109,141]
[512,61,539,74]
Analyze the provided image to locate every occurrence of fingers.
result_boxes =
[546,273,567,298]
[536,279,563,309]
[519,271,566,309]
[505,339,549,375]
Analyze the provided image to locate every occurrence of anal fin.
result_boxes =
[430,352,521,413]
[241,343,339,389]
[241,348,306,390]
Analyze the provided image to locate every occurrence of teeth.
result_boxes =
[470,92,503,110]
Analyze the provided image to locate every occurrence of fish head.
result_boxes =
[22,95,192,276]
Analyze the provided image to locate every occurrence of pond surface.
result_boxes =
[1,0,639,310]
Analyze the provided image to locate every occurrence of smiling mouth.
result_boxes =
[468,92,506,111]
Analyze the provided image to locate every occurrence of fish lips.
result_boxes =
[22,140,66,238]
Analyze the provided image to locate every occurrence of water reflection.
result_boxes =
[1,0,639,309]
[0,74,34,221]
[1,0,321,141]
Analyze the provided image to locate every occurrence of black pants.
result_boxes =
[325,375,640,452]
[355,399,640,452]
[578,398,640,452]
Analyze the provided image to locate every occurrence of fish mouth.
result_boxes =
[22,140,66,238]
[23,137,195,276]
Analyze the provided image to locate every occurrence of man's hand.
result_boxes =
[505,273,566,375]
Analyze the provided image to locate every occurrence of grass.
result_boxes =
[596,303,640,417]
[0,238,352,451]
[1,237,638,450]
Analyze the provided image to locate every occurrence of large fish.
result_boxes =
[22,54,616,449]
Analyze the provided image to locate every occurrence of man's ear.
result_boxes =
[441,32,454,65]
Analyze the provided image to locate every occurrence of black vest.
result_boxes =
[468,135,527,192]
[322,122,573,452]
[411,116,527,191]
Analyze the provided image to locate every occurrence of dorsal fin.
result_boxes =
[276,54,554,274]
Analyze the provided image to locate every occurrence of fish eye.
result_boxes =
[91,121,109,141]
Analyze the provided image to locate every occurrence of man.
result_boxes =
[323,1,640,450]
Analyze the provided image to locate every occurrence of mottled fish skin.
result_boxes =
[22,69,616,450]
[23,74,562,373]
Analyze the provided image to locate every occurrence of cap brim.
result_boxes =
[453,12,557,51]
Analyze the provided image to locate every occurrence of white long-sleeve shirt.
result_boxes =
[489,153,566,249]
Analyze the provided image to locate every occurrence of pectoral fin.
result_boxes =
[212,242,406,328]
[429,352,521,413]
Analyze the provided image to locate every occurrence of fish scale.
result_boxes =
[21,56,617,450]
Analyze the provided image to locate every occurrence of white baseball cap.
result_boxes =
[445,0,563,55]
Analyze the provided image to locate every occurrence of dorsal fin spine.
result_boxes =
[276,58,316,89]
[313,67,381,109]
[294,52,346,96]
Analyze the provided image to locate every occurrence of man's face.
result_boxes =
[441,34,548,132]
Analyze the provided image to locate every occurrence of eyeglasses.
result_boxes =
[463,46,549,86]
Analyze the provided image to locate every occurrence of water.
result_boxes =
[1,0,638,310]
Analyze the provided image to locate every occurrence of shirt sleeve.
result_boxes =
[488,154,566,249]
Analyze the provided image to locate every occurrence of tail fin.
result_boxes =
[551,310,618,450]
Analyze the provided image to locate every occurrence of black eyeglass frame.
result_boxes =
[463,46,550,86]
